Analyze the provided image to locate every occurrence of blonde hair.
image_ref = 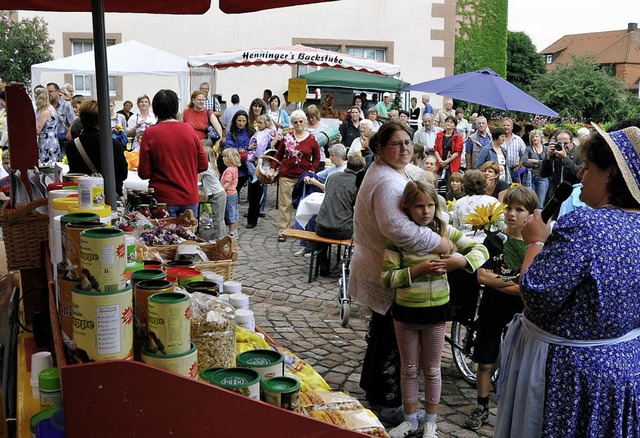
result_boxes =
[222,148,241,167]
[481,161,501,175]
[401,180,446,236]
[36,91,50,111]
[256,114,273,128]
[188,90,206,108]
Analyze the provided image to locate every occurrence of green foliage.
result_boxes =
[0,13,54,83]
[507,31,546,91]
[455,0,508,77]
[529,55,637,123]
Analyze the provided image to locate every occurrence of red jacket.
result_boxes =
[271,132,321,179]
[138,121,208,206]
[433,130,464,173]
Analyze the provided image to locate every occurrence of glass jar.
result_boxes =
[153,203,170,219]
[138,204,152,218]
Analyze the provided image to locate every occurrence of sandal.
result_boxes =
[278,234,286,242]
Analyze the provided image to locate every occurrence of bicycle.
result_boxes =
[336,243,354,327]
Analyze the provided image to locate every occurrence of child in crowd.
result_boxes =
[464,185,538,431]
[199,140,227,240]
[246,114,276,183]
[445,171,465,201]
[381,180,489,438]
[221,148,240,237]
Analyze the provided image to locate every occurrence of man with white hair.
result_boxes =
[199,82,221,117]
[413,113,442,153]
[421,95,434,116]
[575,127,591,146]
[465,116,491,170]
[434,98,455,127]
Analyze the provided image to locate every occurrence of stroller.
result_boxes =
[337,243,354,327]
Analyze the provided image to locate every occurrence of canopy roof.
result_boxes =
[188,45,401,76]
[31,40,190,104]
[299,68,410,92]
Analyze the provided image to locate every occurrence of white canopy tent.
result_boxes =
[31,40,190,104]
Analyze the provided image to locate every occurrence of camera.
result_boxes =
[553,142,564,151]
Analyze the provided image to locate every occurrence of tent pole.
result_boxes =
[91,0,117,208]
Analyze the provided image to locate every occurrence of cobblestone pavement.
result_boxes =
[205,189,497,437]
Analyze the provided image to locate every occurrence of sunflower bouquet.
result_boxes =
[463,203,527,282]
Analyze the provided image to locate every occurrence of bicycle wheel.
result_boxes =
[450,320,479,386]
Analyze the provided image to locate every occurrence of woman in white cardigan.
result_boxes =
[349,121,453,423]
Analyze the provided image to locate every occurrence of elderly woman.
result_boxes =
[495,124,640,437]
[433,115,464,177]
[267,110,321,242]
[126,94,156,151]
[138,90,208,217]
[183,90,223,147]
[65,100,128,196]
[523,128,549,207]
[348,121,454,425]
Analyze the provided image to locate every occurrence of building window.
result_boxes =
[292,38,394,77]
[546,54,553,64]
[63,33,122,100]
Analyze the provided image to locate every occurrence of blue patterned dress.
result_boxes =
[38,109,61,164]
[519,207,640,437]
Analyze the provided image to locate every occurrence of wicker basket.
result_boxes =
[256,149,280,185]
[0,198,49,270]
[194,260,234,281]
[152,236,238,262]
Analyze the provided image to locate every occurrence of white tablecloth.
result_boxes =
[295,192,325,228]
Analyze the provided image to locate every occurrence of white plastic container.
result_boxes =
[235,308,255,332]
[223,280,242,294]
[229,293,249,310]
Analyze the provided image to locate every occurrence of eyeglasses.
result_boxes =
[386,140,413,149]
[292,120,305,125]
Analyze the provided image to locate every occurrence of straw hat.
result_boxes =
[592,123,640,204]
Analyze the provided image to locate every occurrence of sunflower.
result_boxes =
[463,202,507,231]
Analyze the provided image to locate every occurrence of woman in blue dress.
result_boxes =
[495,123,640,437]
[35,90,60,163]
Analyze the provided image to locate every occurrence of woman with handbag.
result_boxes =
[183,90,223,149]
[65,99,128,196]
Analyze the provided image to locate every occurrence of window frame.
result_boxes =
[63,33,123,100]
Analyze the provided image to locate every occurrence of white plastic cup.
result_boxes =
[229,293,249,310]
[223,280,242,294]
[30,352,53,398]
[235,308,255,332]
[216,294,230,304]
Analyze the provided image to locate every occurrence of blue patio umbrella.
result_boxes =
[405,68,560,118]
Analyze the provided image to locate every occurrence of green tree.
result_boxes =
[529,56,636,123]
[507,31,545,91]
[455,0,508,76]
[0,13,54,83]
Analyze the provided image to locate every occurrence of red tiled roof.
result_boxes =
[541,28,640,88]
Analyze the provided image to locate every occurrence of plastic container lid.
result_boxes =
[131,269,166,282]
[262,376,300,393]
[69,204,112,218]
[51,197,79,211]
[80,228,124,239]
[60,212,100,224]
[38,367,61,391]
[148,291,189,304]
[199,366,226,382]
[209,367,261,389]
[29,407,58,433]
[236,349,283,368]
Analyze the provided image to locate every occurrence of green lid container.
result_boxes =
[148,291,189,305]
[236,349,283,368]
[60,212,100,224]
[199,366,226,382]
[131,269,166,282]
[29,407,58,433]
[38,368,61,391]
[81,228,124,239]
[210,367,261,389]
[262,376,300,393]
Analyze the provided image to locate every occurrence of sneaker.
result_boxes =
[378,407,425,427]
[388,421,418,438]
[304,251,312,258]
[294,248,310,257]
[464,406,489,430]
[422,422,438,438]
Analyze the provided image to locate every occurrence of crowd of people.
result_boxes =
[3,81,640,436]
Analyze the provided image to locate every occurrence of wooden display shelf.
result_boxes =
[42,282,368,437]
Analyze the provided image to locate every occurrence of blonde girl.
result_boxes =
[221,148,241,237]
[199,140,227,239]
[381,180,488,438]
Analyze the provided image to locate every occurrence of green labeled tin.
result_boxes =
[236,349,284,381]
[210,367,261,399]
[199,366,226,382]
[148,292,191,355]
[262,376,301,412]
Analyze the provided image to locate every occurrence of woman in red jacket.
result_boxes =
[433,115,464,176]
[139,89,208,217]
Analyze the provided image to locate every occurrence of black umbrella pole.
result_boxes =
[91,0,117,208]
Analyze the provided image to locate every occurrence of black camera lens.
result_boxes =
[554,142,564,151]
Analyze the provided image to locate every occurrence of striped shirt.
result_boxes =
[381,225,489,308]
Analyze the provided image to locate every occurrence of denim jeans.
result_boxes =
[530,175,549,208]
[167,203,199,218]
[225,193,239,223]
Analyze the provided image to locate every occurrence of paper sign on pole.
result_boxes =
[288,78,307,103]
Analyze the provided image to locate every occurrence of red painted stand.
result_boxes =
[48,284,366,437]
